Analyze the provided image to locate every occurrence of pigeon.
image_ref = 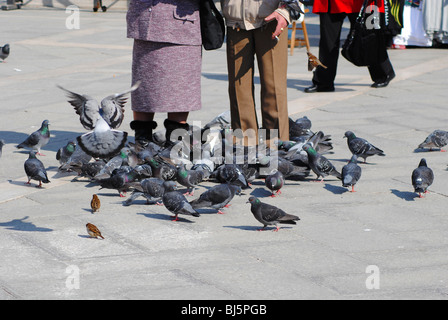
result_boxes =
[302,144,341,181]
[341,155,362,192]
[75,159,106,179]
[58,144,92,173]
[412,158,434,198]
[96,167,140,197]
[213,164,250,189]
[247,196,300,231]
[56,141,76,166]
[24,151,50,188]
[76,113,128,159]
[265,170,284,197]
[189,183,241,214]
[344,131,385,163]
[147,157,177,181]
[124,179,175,206]
[86,223,104,239]
[176,164,205,196]
[0,44,9,62]
[58,82,140,130]
[16,120,50,156]
[0,139,5,159]
[90,194,101,213]
[162,183,200,221]
[417,130,448,152]
[93,147,133,180]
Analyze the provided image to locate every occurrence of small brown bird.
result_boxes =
[90,194,101,213]
[86,223,104,239]
[307,51,327,72]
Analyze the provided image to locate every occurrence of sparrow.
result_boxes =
[90,194,101,213]
[307,51,327,72]
[86,223,104,239]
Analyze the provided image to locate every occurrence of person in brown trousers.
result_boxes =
[221,0,296,147]
[126,0,202,147]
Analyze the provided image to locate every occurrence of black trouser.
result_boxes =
[312,12,395,89]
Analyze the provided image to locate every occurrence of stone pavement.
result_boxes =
[1,5,448,301]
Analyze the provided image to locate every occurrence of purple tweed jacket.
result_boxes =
[126,0,201,45]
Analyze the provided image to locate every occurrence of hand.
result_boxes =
[264,11,288,40]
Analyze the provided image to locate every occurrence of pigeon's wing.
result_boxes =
[57,85,100,130]
[17,131,40,149]
[259,203,298,224]
[420,130,448,149]
[100,82,140,129]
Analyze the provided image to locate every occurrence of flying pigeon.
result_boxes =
[57,82,140,130]
[247,196,300,231]
[302,144,341,181]
[341,155,362,192]
[76,113,128,159]
[344,131,385,163]
[412,158,434,198]
[124,178,175,206]
[176,164,205,196]
[189,183,241,214]
[0,44,9,62]
[265,170,284,197]
[16,120,50,156]
[162,183,200,221]
[417,130,448,152]
[24,151,50,188]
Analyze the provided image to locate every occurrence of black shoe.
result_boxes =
[304,84,335,93]
[371,74,395,88]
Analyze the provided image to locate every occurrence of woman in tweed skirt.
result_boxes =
[126,0,202,146]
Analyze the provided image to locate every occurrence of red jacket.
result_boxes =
[312,0,385,14]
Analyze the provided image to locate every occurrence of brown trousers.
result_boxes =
[226,22,290,146]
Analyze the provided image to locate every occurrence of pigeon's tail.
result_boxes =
[279,213,300,224]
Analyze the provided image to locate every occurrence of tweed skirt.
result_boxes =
[131,39,202,113]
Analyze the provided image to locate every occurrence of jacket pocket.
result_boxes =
[173,8,198,23]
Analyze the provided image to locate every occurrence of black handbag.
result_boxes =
[199,0,225,51]
[341,0,387,67]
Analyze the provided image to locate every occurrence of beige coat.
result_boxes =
[220,0,291,30]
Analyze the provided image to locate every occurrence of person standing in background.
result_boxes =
[126,0,202,148]
[304,0,396,93]
[220,0,301,147]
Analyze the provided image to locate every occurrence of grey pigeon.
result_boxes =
[412,158,434,198]
[58,82,139,130]
[24,151,50,188]
[265,170,284,197]
[341,155,362,192]
[56,141,76,166]
[124,178,175,206]
[96,166,140,197]
[147,156,177,181]
[162,183,200,221]
[176,164,204,196]
[213,164,250,189]
[16,120,50,156]
[418,130,448,152]
[302,144,341,181]
[76,114,128,159]
[247,196,300,231]
[189,183,241,214]
[58,144,92,173]
[344,131,385,163]
[0,44,9,62]
[0,139,5,159]
[93,147,132,179]
[76,159,106,179]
